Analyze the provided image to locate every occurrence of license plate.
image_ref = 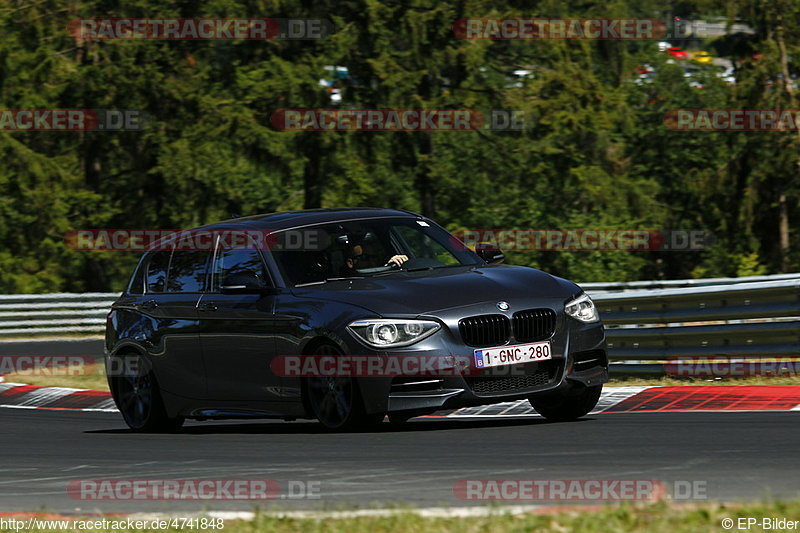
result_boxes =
[474,341,552,369]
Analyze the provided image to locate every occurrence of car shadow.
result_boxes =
[85,416,593,435]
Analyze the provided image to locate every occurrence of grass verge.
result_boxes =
[2,500,799,532]
[1,363,109,391]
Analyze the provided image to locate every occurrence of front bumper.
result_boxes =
[357,312,608,415]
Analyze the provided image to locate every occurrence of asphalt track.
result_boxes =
[1,339,799,513]
[0,338,104,359]
[0,407,799,513]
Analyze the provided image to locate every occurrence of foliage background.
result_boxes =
[0,0,797,292]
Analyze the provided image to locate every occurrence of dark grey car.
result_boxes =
[106,208,607,431]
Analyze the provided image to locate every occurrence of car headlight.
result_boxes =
[347,319,440,348]
[564,293,599,323]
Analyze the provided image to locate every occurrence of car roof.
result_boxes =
[194,207,422,232]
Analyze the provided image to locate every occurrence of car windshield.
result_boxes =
[270,218,481,286]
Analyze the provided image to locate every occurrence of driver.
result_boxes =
[341,244,409,276]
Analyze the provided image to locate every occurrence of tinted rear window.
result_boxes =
[211,249,270,291]
[167,251,209,293]
[145,251,171,293]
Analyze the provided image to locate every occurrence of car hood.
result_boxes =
[290,264,581,316]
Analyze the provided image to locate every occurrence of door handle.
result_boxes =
[199,302,218,312]
[139,299,158,310]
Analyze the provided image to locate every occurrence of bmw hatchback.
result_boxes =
[106,208,607,431]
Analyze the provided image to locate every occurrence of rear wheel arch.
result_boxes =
[106,346,146,396]
[108,348,183,432]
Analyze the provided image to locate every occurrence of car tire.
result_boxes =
[110,352,184,433]
[305,344,384,431]
[528,383,603,422]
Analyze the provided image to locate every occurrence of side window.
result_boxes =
[145,250,171,294]
[167,251,209,293]
[211,248,271,291]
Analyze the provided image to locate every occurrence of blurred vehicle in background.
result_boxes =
[507,69,534,88]
[691,51,714,64]
[319,65,350,104]
[633,64,655,85]
[717,65,736,84]
[667,47,689,60]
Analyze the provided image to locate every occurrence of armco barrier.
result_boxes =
[0,293,115,336]
[593,279,800,361]
[582,272,800,292]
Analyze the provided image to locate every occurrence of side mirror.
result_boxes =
[220,270,269,293]
[475,243,505,264]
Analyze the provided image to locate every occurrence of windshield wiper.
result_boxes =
[406,264,468,272]
[294,276,363,287]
